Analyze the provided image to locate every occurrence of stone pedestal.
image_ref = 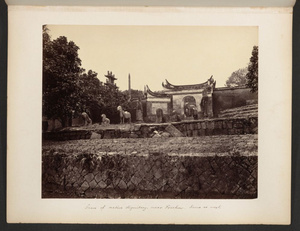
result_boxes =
[207,96,214,118]
[136,109,143,123]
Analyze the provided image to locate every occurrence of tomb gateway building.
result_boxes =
[145,76,216,122]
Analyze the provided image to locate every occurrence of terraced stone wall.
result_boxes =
[171,117,257,137]
[42,151,257,199]
[43,116,258,141]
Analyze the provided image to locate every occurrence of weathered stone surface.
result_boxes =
[89,180,97,188]
[129,133,139,138]
[206,129,214,136]
[81,181,89,191]
[130,175,141,186]
[215,121,223,129]
[233,121,244,129]
[95,173,103,183]
[90,132,101,139]
[165,124,184,137]
[118,180,127,190]
[192,130,198,137]
[84,173,94,183]
[121,132,130,138]
[154,169,163,179]
[161,132,171,137]
[198,129,205,136]
[225,120,233,129]
[187,130,193,137]
[140,126,150,137]
[43,135,258,199]
[133,124,142,131]
[197,123,201,129]
[189,123,194,130]
[98,181,107,189]
[103,131,113,139]
[207,121,215,129]
[152,133,161,138]
[213,128,227,136]
[228,129,236,135]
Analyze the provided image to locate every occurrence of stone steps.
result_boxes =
[218,104,258,118]
[221,104,258,113]
[218,111,258,118]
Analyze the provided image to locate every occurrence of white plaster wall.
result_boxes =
[151,102,169,114]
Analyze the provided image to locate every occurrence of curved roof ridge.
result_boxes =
[145,85,171,98]
[162,75,214,90]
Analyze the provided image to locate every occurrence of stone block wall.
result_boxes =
[172,117,258,137]
[42,151,257,199]
[43,117,258,141]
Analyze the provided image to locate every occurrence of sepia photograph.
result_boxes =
[41,25,258,199]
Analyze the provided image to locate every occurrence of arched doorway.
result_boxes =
[183,96,197,117]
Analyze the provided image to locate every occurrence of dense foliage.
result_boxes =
[246,46,258,93]
[225,67,248,87]
[43,26,130,126]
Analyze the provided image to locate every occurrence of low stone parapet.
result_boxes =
[42,116,258,141]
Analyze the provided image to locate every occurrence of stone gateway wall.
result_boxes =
[42,136,258,199]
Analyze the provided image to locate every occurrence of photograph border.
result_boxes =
[41,24,258,200]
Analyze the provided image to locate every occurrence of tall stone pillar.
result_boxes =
[205,76,215,118]
[206,95,214,118]
[200,85,215,118]
[136,99,143,123]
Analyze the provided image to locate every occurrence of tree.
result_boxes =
[43,26,132,126]
[78,70,104,122]
[246,46,258,93]
[225,67,248,87]
[122,89,144,100]
[79,70,102,110]
[99,82,129,123]
[43,26,84,127]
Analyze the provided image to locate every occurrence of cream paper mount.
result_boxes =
[7,5,292,224]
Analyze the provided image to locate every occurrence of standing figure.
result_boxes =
[81,112,92,126]
[101,114,110,126]
[156,108,164,123]
[117,106,131,124]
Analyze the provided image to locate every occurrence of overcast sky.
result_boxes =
[47,25,258,91]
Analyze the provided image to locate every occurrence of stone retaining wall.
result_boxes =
[43,116,258,141]
[171,116,257,137]
[42,151,257,199]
